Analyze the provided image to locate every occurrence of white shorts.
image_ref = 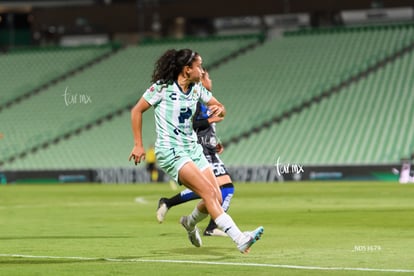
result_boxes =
[156,143,209,185]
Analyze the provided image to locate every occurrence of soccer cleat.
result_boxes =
[180,216,202,247]
[237,226,264,254]
[204,228,227,237]
[156,198,169,223]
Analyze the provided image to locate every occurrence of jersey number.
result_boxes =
[212,163,226,176]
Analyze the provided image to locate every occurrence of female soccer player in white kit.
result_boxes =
[129,48,263,253]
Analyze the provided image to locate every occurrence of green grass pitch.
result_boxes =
[1,181,414,275]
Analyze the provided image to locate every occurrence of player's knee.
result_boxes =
[201,186,221,205]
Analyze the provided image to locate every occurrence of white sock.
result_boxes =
[187,206,208,228]
[215,213,244,243]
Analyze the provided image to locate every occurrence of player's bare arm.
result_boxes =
[208,116,224,124]
[129,97,151,165]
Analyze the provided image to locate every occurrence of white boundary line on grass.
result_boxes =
[1,254,414,273]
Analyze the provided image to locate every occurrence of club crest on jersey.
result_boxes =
[192,89,198,100]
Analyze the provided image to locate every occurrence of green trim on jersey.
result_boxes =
[143,81,212,151]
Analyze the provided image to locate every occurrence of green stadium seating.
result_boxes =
[0,36,260,168]
[0,45,113,105]
[3,110,150,169]
[212,25,414,143]
[2,27,413,169]
[221,49,414,165]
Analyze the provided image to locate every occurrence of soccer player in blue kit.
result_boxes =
[129,48,263,253]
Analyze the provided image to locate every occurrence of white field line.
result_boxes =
[0,254,413,273]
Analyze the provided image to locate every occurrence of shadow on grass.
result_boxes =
[147,246,236,260]
[0,246,238,266]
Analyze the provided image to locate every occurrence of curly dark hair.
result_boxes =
[151,48,198,84]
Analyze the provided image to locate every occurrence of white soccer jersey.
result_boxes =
[143,81,212,150]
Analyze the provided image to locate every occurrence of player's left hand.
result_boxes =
[209,105,224,117]
[216,143,224,154]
